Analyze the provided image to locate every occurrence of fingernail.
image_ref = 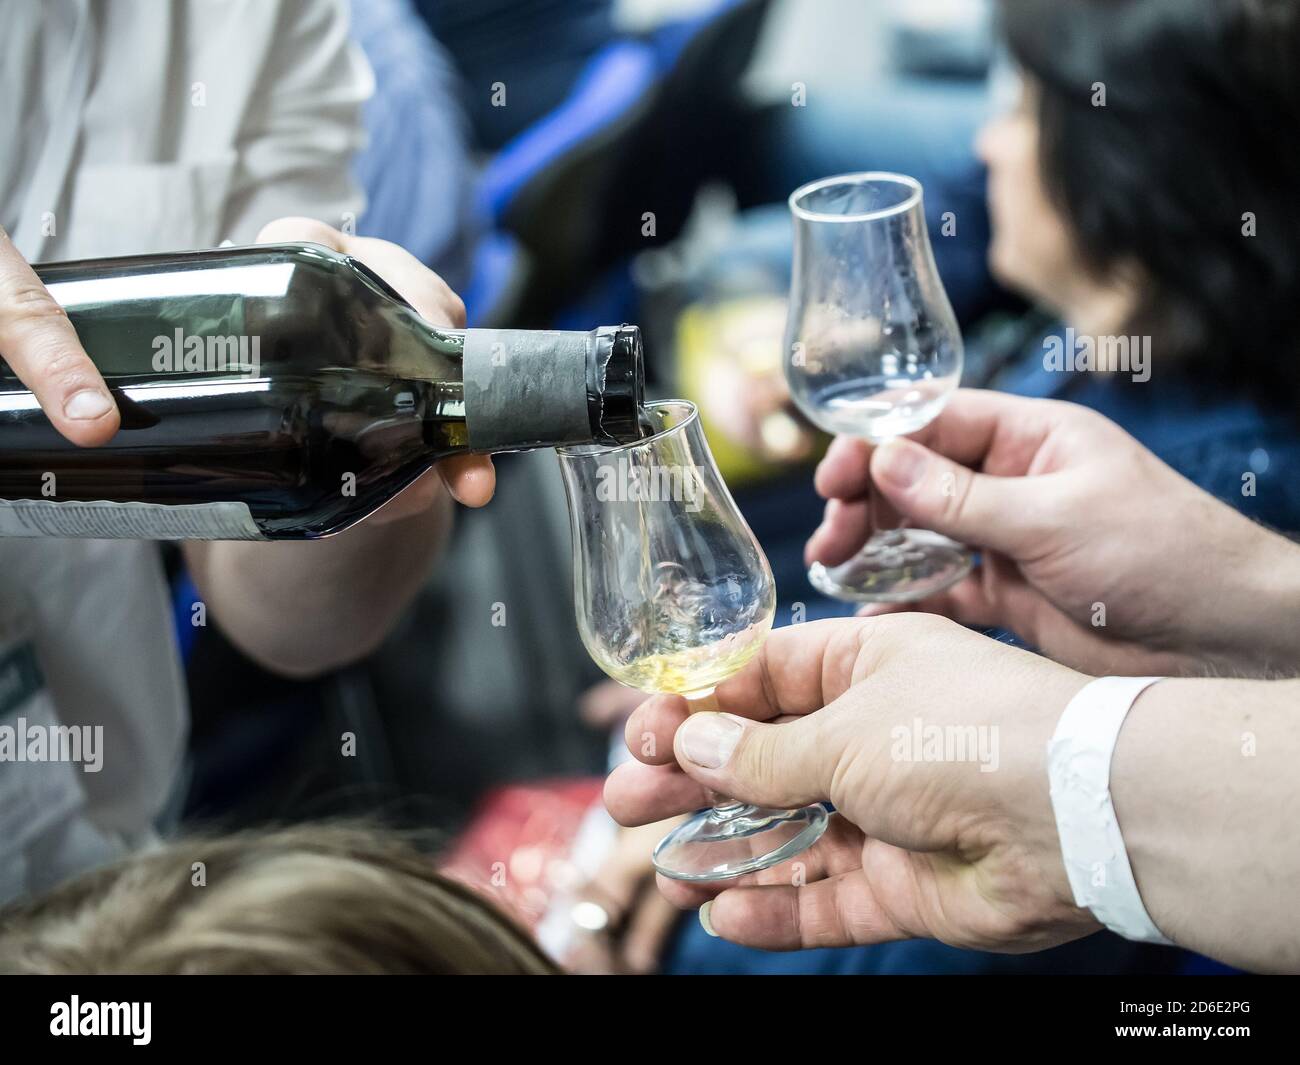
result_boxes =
[699,901,719,938]
[875,438,926,490]
[679,712,743,769]
[63,389,113,420]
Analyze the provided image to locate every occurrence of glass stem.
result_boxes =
[684,690,749,818]
[868,435,905,544]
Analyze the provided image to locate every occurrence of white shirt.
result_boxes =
[0,0,371,903]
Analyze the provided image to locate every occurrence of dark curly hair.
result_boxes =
[1000,0,1300,414]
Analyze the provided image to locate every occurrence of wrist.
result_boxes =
[1107,679,1184,944]
[1047,676,1174,944]
[997,664,1095,917]
[1221,525,1300,674]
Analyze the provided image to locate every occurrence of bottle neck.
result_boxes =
[348,251,645,448]
[455,325,644,452]
[586,325,645,445]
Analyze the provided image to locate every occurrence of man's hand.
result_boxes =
[255,217,494,510]
[185,218,492,678]
[605,615,1095,953]
[562,818,684,975]
[806,389,1300,677]
[0,226,120,445]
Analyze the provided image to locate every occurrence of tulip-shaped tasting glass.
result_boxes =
[558,400,828,880]
[784,172,972,601]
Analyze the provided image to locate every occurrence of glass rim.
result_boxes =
[556,398,698,457]
[788,171,923,224]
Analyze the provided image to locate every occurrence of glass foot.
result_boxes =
[652,801,829,882]
[808,528,972,604]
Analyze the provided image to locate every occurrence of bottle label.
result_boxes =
[0,499,266,540]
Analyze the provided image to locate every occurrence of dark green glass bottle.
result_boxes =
[0,242,644,539]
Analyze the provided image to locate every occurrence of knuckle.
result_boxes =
[805,707,848,798]
[741,727,782,791]
[882,610,945,640]
[258,216,339,248]
[0,278,69,327]
[860,611,956,659]
[941,464,976,525]
[37,345,94,388]
[446,291,467,329]
[1051,397,1110,442]
[838,615,886,680]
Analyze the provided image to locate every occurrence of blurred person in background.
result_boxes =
[808,0,1300,543]
[0,0,490,905]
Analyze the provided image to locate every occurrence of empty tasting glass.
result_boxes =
[784,172,972,602]
[558,400,828,880]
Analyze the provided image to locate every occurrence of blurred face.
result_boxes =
[975,72,1082,313]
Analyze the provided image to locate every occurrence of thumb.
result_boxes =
[871,438,1053,558]
[674,712,831,809]
[436,453,496,507]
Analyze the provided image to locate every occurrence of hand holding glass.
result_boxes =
[784,172,972,602]
[559,400,827,880]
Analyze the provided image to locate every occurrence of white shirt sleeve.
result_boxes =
[220,0,373,243]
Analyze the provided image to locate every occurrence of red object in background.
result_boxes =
[439,778,604,931]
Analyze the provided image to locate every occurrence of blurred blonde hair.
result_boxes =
[0,823,556,975]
